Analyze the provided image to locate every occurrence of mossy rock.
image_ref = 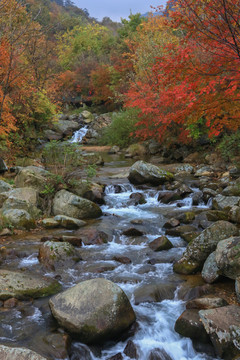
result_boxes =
[0,269,61,300]
[49,278,136,344]
[128,161,174,186]
[173,259,201,275]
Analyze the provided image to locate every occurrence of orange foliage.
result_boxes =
[126,0,240,142]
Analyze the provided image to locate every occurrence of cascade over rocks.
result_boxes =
[173,221,238,275]
[49,278,136,344]
[128,161,174,186]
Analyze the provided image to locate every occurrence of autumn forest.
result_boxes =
[0,0,239,158]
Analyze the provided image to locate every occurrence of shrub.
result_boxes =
[101,108,140,148]
[218,131,240,161]
[42,141,82,176]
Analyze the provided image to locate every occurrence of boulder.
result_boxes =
[163,218,180,229]
[186,297,228,310]
[173,221,238,275]
[54,215,86,229]
[149,236,173,251]
[75,228,108,245]
[229,206,240,224]
[133,283,176,304]
[15,166,49,191]
[201,252,220,284]
[212,195,240,211]
[128,192,146,206]
[123,340,138,359]
[1,209,35,230]
[148,348,173,360]
[42,218,59,229]
[0,269,61,300]
[199,305,240,359]
[0,345,47,360]
[41,332,71,360]
[53,190,102,219]
[70,180,105,205]
[174,309,209,342]
[49,278,136,344]
[206,210,228,222]
[82,110,93,120]
[54,120,80,135]
[176,164,194,174]
[215,236,240,279]
[0,180,12,193]
[157,191,181,204]
[107,354,123,360]
[223,186,240,196]
[122,228,144,237]
[128,161,174,186]
[43,129,62,141]
[39,241,81,270]
[175,212,195,224]
[5,187,39,207]
[165,225,197,237]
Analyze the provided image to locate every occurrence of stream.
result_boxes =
[0,148,219,360]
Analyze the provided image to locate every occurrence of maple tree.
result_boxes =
[125,0,240,142]
[0,0,57,150]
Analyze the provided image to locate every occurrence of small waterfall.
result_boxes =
[70,125,88,143]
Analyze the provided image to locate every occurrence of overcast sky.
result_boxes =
[73,1,167,22]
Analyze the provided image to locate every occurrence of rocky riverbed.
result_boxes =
[0,148,239,359]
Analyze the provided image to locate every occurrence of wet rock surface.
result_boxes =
[49,278,136,344]
[53,189,102,219]
[128,161,174,185]
[199,305,240,359]
[0,345,48,360]
[174,221,238,275]
[0,269,61,300]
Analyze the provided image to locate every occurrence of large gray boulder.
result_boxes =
[201,252,220,284]
[128,161,174,185]
[199,305,240,359]
[212,195,240,211]
[54,215,86,229]
[0,345,47,360]
[49,278,136,344]
[1,209,35,230]
[15,166,49,191]
[229,206,240,224]
[215,236,240,280]
[1,188,41,229]
[6,187,39,206]
[53,120,80,135]
[53,190,102,219]
[0,269,61,300]
[39,241,81,270]
[0,180,12,193]
[173,221,238,275]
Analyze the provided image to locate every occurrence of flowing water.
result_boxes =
[70,125,88,143]
[0,154,219,360]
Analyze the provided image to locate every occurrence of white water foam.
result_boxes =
[70,125,88,143]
